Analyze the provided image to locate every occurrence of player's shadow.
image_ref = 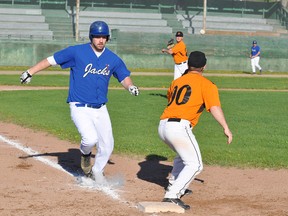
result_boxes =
[18,148,88,176]
[137,154,172,189]
[149,93,167,99]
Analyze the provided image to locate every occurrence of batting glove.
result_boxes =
[20,71,32,84]
[128,85,139,96]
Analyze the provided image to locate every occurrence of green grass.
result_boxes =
[1,74,288,90]
[0,88,287,169]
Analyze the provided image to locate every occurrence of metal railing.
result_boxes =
[0,0,282,14]
[276,5,288,29]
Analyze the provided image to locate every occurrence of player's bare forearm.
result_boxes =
[28,58,52,75]
[210,106,233,144]
[121,76,139,96]
[121,76,134,90]
[161,48,173,55]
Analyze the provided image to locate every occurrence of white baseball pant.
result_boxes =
[251,56,262,73]
[158,118,203,199]
[70,102,114,175]
[174,61,188,80]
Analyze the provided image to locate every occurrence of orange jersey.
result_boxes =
[171,40,188,64]
[160,73,221,127]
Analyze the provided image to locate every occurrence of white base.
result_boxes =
[138,201,185,213]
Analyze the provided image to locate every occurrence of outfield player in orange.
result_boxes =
[158,51,233,210]
[161,31,188,79]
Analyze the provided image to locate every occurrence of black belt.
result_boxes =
[168,118,181,122]
[176,61,187,65]
[75,103,105,109]
[167,118,192,128]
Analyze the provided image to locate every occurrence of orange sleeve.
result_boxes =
[203,82,221,112]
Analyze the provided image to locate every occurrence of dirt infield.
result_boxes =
[1,122,288,216]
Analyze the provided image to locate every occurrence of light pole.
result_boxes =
[203,0,207,33]
[75,0,80,41]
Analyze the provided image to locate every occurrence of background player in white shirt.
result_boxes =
[250,40,262,75]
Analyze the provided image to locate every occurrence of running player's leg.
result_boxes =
[92,105,114,174]
[70,103,98,155]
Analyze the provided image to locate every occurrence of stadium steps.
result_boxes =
[0,6,53,40]
[204,30,281,37]
[75,8,173,40]
[174,10,288,36]
[161,13,186,35]
[177,14,275,34]
[0,3,40,9]
[42,9,74,41]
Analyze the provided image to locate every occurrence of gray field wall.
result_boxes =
[1,33,287,72]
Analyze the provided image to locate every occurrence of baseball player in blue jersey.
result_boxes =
[20,21,139,183]
[250,40,262,75]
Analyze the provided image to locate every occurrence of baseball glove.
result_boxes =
[167,38,174,49]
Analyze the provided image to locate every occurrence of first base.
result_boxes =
[138,201,185,213]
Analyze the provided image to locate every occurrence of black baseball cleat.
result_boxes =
[180,189,193,198]
[162,198,191,210]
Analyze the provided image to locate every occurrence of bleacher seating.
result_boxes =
[176,13,282,35]
[77,9,173,40]
[0,7,53,40]
[0,2,287,41]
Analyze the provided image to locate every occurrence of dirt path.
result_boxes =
[1,121,288,216]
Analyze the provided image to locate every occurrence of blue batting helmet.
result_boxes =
[89,21,110,41]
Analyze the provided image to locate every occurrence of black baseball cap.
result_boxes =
[188,51,207,68]
[253,40,257,44]
[175,31,184,37]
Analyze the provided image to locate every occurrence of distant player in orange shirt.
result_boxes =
[158,51,233,210]
[162,31,188,80]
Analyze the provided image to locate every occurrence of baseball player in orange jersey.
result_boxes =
[158,51,233,210]
[162,31,188,80]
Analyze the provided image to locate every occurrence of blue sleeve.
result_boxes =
[54,46,76,69]
[112,58,131,82]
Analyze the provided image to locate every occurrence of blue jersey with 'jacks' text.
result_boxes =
[54,43,130,106]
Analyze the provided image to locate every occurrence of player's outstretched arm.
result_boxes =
[210,106,233,144]
[27,58,52,76]
[20,58,52,84]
